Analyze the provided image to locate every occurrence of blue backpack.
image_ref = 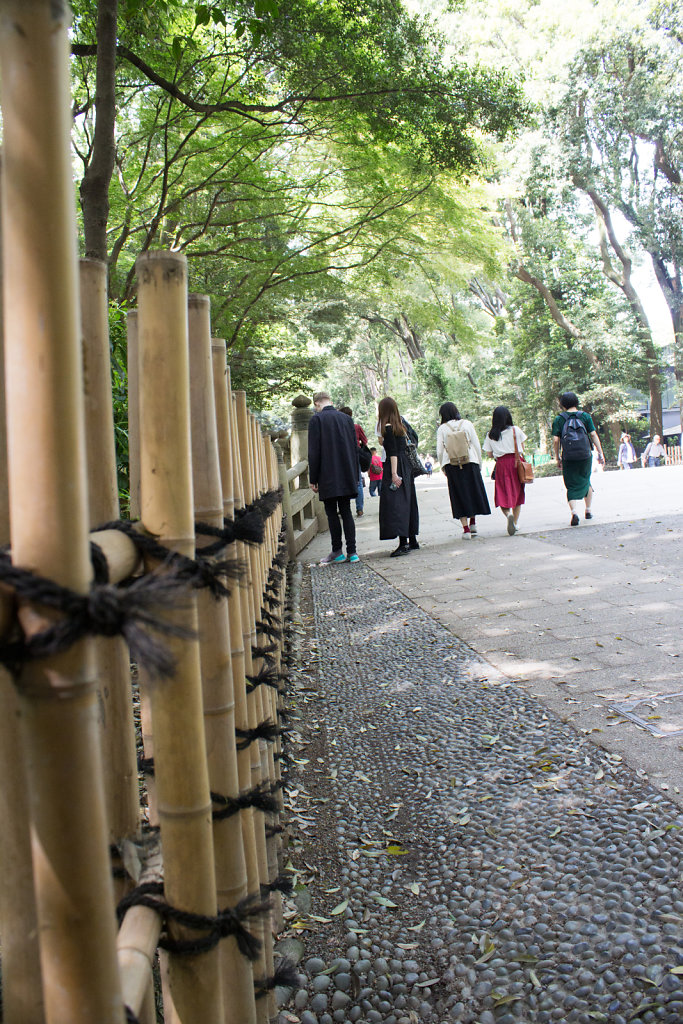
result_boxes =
[560,411,592,461]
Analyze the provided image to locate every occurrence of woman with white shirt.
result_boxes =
[482,405,526,535]
[436,401,491,539]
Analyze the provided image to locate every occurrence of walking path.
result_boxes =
[276,471,683,1024]
[305,465,683,803]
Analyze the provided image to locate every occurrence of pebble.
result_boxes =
[279,565,683,1024]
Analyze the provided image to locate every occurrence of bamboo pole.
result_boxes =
[0,3,123,1021]
[126,310,140,521]
[117,844,163,1024]
[253,425,284,934]
[228,389,273,1017]
[80,258,139,850]
[136,250,223,1024]
[0,146,45,1024]
[188,296,257,1024]
[234,395,280,1014]
[80,259,119,526]
[213,355,268,1023]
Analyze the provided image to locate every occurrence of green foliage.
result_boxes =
[108,300,131,510]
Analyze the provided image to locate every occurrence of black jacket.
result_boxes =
[308,406,359,500]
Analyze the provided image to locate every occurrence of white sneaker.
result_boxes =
[462,530,472,540]
[469,523,478,535]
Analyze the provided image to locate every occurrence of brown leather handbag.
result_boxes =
[513,428,534,484]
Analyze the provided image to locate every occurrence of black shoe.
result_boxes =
[390,544,410,557]
[570,513,580,526]
[585,511,593,520]
[408,540,420,550]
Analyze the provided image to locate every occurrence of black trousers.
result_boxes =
[323,496,356,555]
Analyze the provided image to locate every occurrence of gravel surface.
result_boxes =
[277,559,683,1024]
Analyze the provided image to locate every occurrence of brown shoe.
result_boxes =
[356,509,364,517]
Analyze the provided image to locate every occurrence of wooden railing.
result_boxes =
[276,447,323,558]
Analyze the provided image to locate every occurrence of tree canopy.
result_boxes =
[63,0,681,458]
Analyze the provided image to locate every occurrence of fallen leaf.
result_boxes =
[494,994,522,1007]
[331,900,348,916]
[371,894,397,908]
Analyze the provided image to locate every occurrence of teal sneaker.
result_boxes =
[347,553,360,563]
[320,550,345,564]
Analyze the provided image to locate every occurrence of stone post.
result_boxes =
[290,394,327,531]
[290,393,313,468]
[274,440,296,559]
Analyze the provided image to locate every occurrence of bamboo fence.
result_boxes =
[0,3,292,1022]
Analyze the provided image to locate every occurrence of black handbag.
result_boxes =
[358,442,372,472]
[404,435,426,477]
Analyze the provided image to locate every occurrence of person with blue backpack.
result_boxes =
[552,392,605,526]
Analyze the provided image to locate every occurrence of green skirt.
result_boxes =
[562,457,592,500]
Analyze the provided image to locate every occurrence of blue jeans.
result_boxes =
[369,478,381,496]
[356,470,364,512]
[647,457,658,467]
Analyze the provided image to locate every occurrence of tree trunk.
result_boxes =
[651,255,683,433]
[79,0,118,262]
[537,413,550,455]
[582,186,665,437]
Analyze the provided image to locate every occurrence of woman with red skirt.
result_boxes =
[483,406,526,535]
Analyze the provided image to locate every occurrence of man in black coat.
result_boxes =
[308,392,360,563]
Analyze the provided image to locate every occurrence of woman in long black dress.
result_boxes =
[436,401,491,538]
[377,396,419,557]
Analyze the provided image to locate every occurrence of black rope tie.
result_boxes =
[261,871,292,896]
[254,958,299,999]
[0,556,195,680]
[211,781,280,820]
[259,608,281,627]
[248,487,283,521]
[252,642,278,660]
[125,1006,140,1024]
[137,756,155,775]
[235,721,281,750]
[97,520,243,600]
[194,488,283,557]
[195,510,264,555]
[246,663,282,693]
[265,823,285,839]
[116,881,268,960]
[89,541,110,584]
[255,619,283,641]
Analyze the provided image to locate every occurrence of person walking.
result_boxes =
[308,392,360,563]
[552,391,605,526]
[482,406,526,535]
[424,456,433,476]
[642,434,667,468]
[436,401,490,539]
[368,447,383,496]
[340,406,368,516]
[377,396,419,557]
[618,433,636,470]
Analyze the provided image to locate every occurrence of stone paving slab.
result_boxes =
[303,466,683,806]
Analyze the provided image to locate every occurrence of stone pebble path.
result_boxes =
[277,559,683,1024]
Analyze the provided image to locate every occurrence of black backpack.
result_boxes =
[560,411,592,461]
